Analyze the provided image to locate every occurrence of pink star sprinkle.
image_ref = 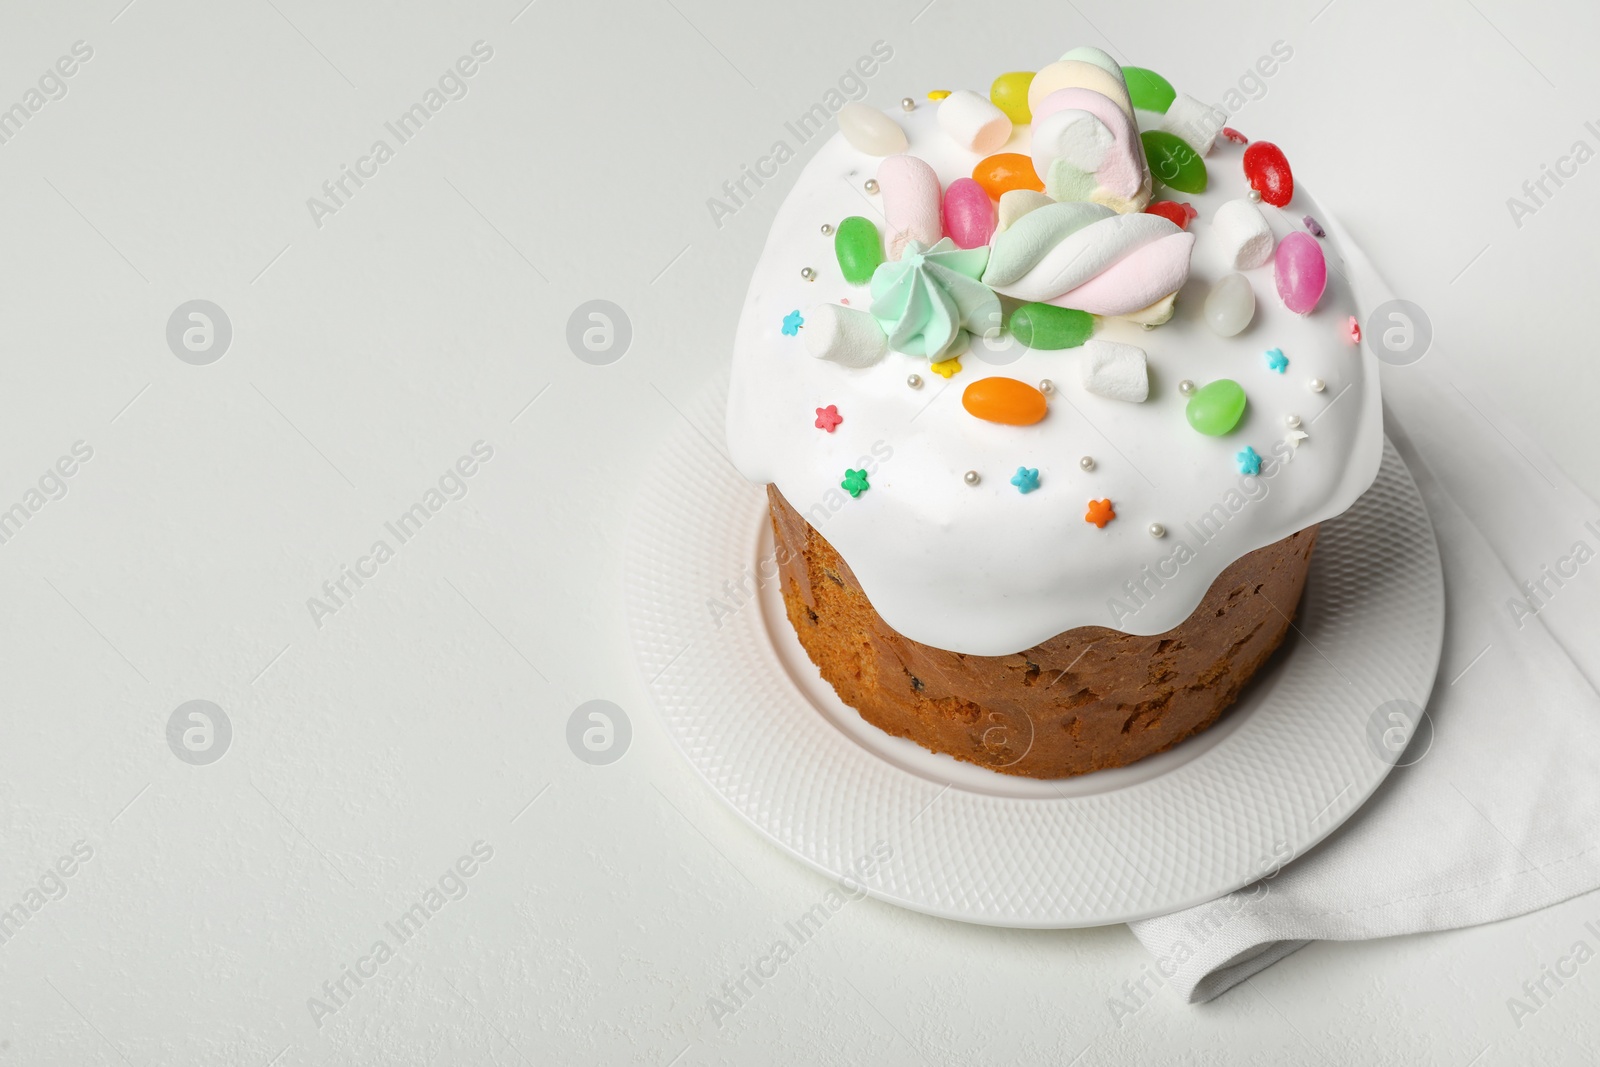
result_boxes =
[1347,316,1361,345]
[814,404,842,432]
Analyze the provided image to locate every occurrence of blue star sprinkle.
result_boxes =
[782,310,804,336]
[1010,466,1040,494]
[1236,446,1262,476]
[1265,347,1288,373]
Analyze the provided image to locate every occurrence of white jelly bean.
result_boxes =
[837,102,908,156]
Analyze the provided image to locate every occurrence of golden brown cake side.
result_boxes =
[769,485,1318,779]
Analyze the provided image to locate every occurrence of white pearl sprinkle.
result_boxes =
[800,267,815,281]
[820,223,834,236]
[1149,523,1166,539]
[1310,377,1326,393]
[1079,456,1095,471]
[1285,414,1302,428]
[963,470,980,486]
[1178,379,1196,396]
[900,97,916,112]
[907,374,922,389]
[864,179,880,194]
[1248,188,1262,202]
[1039,378,1055,395]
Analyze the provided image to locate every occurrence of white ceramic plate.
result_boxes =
[625,374,1444,927]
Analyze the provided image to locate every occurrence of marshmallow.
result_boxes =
[805,304,888,368]
[1058,45,1124,79]
[1028,59,1133,120]
[1160,94,1225,157]
[1032,87,1152,213]
[837,102,908,156]
[1212,198,1275,270]
[1080,340,1149,402]
[983,203,1196,316]
[1032,108,1113,178]
[937,89,1013,155]
[1124,291,1177,327]
[876,154,943,260]
[997,189,1053,231]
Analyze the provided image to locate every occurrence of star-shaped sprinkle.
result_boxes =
[841,468,870,497]
[1347,316,1361,344]
[1085,498,1115,528]
[929,356,962,379]
[781,310,804,336]
[1010,466,1039,494]
[1303,215,1326,238]
[1222,127,1248,145]
[1265,347,1288,374]
[814,404,842,432]
[1286,429,1309,452]
[1237,445,1262,475]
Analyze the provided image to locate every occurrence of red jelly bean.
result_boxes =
[1221,127,1248,145]
[1145,201,1192,229]
[1243,141,1294,207]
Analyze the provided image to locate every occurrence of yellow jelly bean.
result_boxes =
[989,71,1035,125]
[971,153,1043,199]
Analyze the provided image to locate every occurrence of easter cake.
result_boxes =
[726,49,1382,779]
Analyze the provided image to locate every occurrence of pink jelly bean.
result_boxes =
[941,177,996,249]
[1274,231,1327,315]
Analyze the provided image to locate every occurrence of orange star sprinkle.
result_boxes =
[1085,499,1116,528]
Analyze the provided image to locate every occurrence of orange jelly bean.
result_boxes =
[971,153,1044,199]
[962,376,1048,426]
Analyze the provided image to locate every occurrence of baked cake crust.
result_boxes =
[769,486,1317,779]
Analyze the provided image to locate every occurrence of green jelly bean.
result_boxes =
[1009,303,1094,350]
[1186,379,1247,436]
[1122,66,1176,113]
[1141,130,1208,194]
[834,216,883,285]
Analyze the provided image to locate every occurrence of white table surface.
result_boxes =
[2,0,1597,1063]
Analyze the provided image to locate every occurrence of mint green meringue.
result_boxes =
[868,238,1000,361]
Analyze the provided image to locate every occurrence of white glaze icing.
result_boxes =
[726,81,1383,657]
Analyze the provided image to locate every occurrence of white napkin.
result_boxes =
[1127,238,1600,1003]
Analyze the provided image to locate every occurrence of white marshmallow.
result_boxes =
[1081,340,1149,402]
[805,304,887,368]
[1160,93,1225,157]
[937,90,1013,155]
[1212,198,1276,270]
